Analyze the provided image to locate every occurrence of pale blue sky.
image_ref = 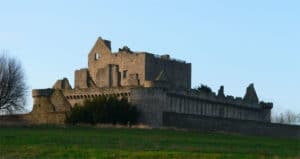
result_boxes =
[0,0,299,114]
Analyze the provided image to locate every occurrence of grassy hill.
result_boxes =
[0,126,299,159]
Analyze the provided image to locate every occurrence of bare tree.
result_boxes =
[271,112,282,123]
[271,110,299,125]
[0,53,27,114]
[285,110,297,124]
[297,113,300,123]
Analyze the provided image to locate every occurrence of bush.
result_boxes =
[195,84,213,94]
[65,96,139,125]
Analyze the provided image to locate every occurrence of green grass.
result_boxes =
[0,126,299,159]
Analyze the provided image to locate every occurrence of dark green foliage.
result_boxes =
[260,101,273,108]
[195,84,213,94]
[65,96,139,125]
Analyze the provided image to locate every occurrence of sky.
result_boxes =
[0,0,299,114]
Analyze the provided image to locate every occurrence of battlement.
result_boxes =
[152,54,187,63]
[32,89,54,97]
[167,91,270,110]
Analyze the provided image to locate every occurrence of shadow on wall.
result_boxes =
[163,112,300,139]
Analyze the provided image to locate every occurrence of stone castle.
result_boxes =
[30,37,273,126]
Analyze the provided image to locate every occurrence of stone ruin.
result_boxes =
[28,37,273,126]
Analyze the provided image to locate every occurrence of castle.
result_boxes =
[31,37,273,126]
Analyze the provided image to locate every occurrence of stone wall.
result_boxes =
[30,87,272,126]
[130,88,271,127]
[96,64,120,88]
[62,87,131,106]
[82,37,191,90]
[145,54,191,89]
[0,113,66,126]
[28,112,66,124]
[75,69,95,89]
[163,112,300,138]
[0,114,32,126]
[87,38,146,88]
[166,92,270,122]
[30,89,71,124]
[130,88,167,126]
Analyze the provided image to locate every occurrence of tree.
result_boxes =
[195,84,213,94]
[271,110,299,125]
[0,53,27,114]
[65,96,139,125]
[285,110,297,124]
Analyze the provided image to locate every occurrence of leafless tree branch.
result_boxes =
[0,52,27,114]
[271,110,299,125]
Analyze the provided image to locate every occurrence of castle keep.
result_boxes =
[31,37,273,126]
[77,38,191,90]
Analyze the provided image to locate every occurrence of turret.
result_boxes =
[243,83,259,104]
[53,78,72,90]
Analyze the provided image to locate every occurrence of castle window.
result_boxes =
[123,70,128,78]
[95,52,100,60]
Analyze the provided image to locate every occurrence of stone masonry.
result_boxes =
[30,37,273,126]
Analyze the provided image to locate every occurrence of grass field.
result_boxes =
[0,126,299,159]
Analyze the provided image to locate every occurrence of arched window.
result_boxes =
[95,52,100,60]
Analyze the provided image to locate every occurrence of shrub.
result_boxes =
[65,96,139,125]
[195,84,213,94]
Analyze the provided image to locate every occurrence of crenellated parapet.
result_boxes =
[32,89,54,97]
[189,84,273,110]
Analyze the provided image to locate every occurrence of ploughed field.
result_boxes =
[0,126,299,159]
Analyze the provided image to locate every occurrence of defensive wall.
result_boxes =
[2,87,298,139]
[163,112,300,139]
[62,87,132,106]
[130,88,271,127]
[28,86,272,126]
